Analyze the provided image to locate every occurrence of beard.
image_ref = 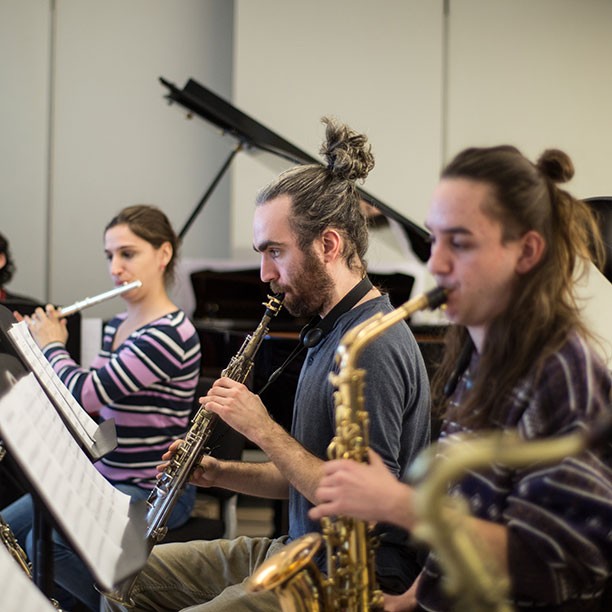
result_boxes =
[271,248,334,318]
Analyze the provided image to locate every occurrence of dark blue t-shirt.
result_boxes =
[288,294,430,589]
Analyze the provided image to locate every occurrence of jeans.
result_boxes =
[1,483,196,611]
[102,535,288,612]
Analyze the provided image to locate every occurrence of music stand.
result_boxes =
[0,304,124,599]
[0,360,148,599]
[0,305,116,460]
[0,543,58,612]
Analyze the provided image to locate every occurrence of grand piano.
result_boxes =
[160,77,446,432]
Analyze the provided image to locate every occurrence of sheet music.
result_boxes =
[7,321,98,443]
[0,544,56,612]
[0,374,143,589]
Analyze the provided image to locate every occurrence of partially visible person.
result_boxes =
[103,117,432,611]
[0,231,39,304]
[0,231,41,508]
[310,146,612,611]
[1,205,202,611]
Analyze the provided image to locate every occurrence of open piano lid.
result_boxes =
[159,76,431,263]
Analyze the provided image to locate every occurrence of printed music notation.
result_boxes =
[0,374,147,589]
[7,321,98,445]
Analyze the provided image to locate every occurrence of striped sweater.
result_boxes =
[44,309,201,488]
[418,332,612,612]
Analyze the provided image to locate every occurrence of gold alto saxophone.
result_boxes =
[408,411,612,612]
[102,293,284,607]
[0,512,63,609]
[247,286,448,611]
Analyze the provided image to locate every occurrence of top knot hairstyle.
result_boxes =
[256,116,375,274]
[432,145,605,428]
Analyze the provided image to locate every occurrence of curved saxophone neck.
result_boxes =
[410,427,590,612]
[334,286,448,372]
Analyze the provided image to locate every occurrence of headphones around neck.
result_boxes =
[257,276,374,395]
[299,276,374,348]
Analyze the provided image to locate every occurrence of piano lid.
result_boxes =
[159,76,431,263]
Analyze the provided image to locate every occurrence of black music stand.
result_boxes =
[0,304,122,599]
[159,76,431,261]
[0,351,148,601]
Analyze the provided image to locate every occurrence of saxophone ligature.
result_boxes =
[247,286,448,612]
[102,293,284,607]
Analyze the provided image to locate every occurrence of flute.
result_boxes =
[58,280,142,317]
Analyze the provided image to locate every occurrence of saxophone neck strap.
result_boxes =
[257,275,374,395]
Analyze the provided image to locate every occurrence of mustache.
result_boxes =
[270,283,286,294]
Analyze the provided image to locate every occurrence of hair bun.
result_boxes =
[319,116,374,182]
[536,149,574,183]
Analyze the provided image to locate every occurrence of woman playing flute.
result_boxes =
[1,204,202,611]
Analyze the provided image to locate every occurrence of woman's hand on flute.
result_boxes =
[24,305,68,349]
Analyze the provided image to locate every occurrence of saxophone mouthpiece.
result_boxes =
[426,286,448,310]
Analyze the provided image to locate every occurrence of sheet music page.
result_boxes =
[0,544,57,612]
[0,374,138,589]
[7,320,98,442]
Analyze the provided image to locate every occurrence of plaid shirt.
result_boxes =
[417,332,612,612]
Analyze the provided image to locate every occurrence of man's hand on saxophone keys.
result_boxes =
[201,376,274,443]
[155,440,221,489]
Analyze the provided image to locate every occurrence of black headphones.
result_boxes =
[300,276,373,348]
[257,276,374,394]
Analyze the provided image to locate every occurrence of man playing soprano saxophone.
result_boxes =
[104,117,432,611]
[309,146,612,611]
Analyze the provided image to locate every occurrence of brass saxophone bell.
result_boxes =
[248,533,323,592]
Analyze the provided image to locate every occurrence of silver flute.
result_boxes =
[58,280,142,317]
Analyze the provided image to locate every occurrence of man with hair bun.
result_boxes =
[104,118,432,611]
[310,145,612,611]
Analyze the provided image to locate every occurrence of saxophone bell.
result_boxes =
[248,534,327,612]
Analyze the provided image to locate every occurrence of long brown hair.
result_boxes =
[431,146,604,428]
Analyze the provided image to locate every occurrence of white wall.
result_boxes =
[231,0,612,265]
[232,0,443,269]
[1,0,234,319]
[0,0,50,298]
[446,0,612,198]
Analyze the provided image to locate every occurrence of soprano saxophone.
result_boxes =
[102,293,284,607]
[247,286,448,611]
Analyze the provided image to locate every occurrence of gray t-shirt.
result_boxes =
[288,294,430,589]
